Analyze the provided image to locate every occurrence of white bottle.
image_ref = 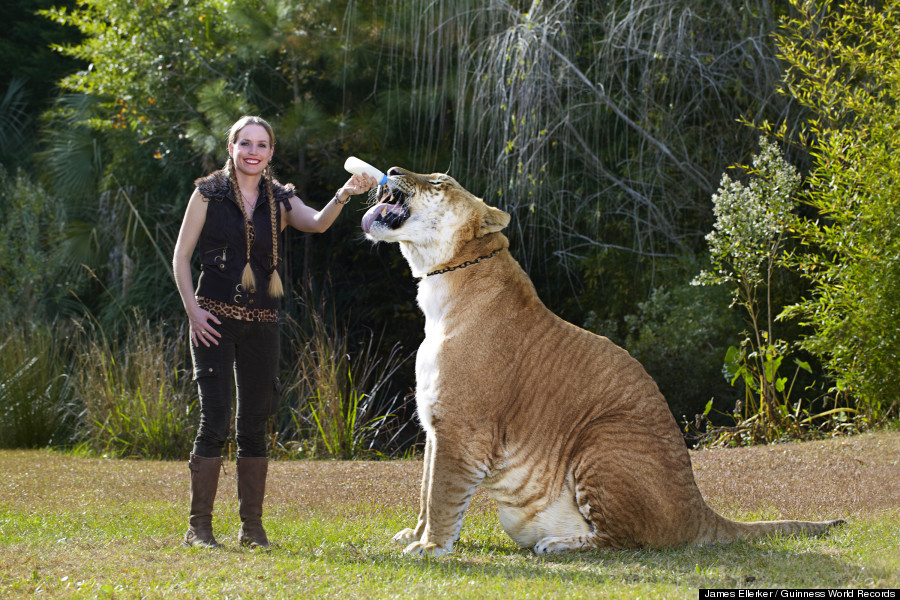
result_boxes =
[344,156,388,186]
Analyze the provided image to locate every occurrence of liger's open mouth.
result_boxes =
[361,180,412,234]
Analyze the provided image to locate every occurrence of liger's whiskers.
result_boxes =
[365,185,396,207]
[365,185,390,207]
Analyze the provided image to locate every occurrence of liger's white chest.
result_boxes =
[414,277,454,433]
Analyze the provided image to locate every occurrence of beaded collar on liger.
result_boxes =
[426,248,503,277]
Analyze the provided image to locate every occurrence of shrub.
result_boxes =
[773,0,900,425]
[622,281,742,433]
[693,138,842,445]
[0,167,69,321]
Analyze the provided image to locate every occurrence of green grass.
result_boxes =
[2,508,896,598]
[0,448,897,598]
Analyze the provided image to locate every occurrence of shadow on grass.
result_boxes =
[262,531,867,589]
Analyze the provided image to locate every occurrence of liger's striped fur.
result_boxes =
[364,168,843,557]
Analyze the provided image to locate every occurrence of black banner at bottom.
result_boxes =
[699,590,898,599]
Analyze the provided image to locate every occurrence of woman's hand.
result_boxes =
[188,306,222,347]
[337,173,378,202]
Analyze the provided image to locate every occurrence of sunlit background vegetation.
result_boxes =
[1,0,897,459]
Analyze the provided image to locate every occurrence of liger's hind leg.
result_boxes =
[532,470,623,554]
[533,423,710,554]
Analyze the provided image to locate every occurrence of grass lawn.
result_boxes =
[1,431,898,598]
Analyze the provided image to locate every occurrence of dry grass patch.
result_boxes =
[691,431,900,520]
[0,431,897,528]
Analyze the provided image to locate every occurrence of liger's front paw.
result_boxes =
[402,540,451,557]
[392,528,420,545]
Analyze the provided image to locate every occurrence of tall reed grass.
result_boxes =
[0,324,74,448]
[279,301,414,460]
[68,312,197,459]
[2,298,414,459]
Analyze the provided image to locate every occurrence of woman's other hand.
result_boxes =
[188,306,222,347]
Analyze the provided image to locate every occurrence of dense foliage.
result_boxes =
[0,0,896,456]
[774,0,900,424]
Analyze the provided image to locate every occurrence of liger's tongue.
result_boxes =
[362,203,409,233]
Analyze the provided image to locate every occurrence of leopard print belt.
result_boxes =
[197,296,279,324]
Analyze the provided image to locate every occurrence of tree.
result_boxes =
[0,0,84,169]
[0,0,83,102]
[378,0,798,327]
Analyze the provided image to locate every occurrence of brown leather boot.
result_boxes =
[237,456,270,548]
[183,453,222,548]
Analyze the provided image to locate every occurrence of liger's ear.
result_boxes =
[479,204,511,236]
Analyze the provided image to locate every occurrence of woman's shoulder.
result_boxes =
[194,170,232,202]
[268,177,296,203]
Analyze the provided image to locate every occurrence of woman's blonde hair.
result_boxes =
[227,115,275,147]
[225,116,284,298]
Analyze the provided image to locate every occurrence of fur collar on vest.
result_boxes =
[194,169,295,204]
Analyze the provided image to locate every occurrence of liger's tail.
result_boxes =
[695,510,845,544]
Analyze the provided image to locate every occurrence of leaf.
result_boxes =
[724,345,744,385]
[724,345,739,364]
[763,353,783,384]
[775,376,787,393]
[794,359,812,374]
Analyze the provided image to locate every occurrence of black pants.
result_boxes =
[190,317,280,458]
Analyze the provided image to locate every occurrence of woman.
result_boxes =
[173,116,376,548]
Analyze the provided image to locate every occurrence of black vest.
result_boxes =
[193,170,295,311]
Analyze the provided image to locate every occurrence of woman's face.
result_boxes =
[228,123,274,178]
